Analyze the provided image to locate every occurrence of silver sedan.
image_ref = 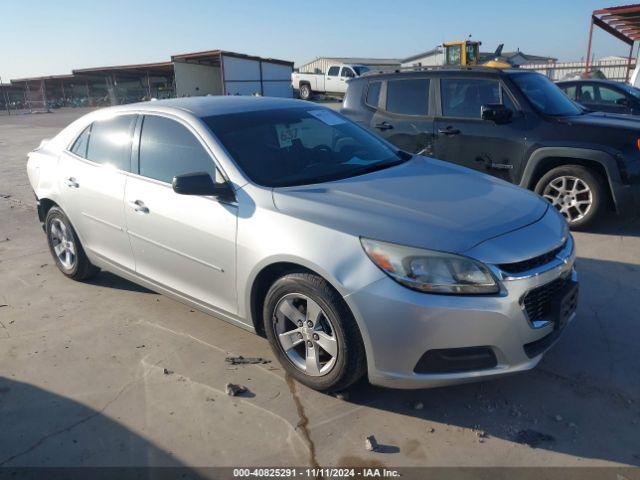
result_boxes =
[26,97,578,391]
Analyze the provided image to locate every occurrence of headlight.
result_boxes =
[360,238,500,295]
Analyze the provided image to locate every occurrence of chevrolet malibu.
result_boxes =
[26,97,578,391]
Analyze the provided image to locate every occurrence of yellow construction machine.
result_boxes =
[443,40,511,68]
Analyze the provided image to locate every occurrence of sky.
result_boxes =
[0,0,636,81]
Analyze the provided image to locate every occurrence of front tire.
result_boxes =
[299,84,312,101]
[535,165,605,229]
[263,272,366,392]
[45,206,99,281]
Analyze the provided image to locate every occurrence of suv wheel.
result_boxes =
[535,165,604,229]
[263,272,366,392]
[45,206,100,280]
[299,84,312,100]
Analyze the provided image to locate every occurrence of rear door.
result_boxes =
[369,77,435,155]
[124,114,238,314]
[433,76,525,182]
[58,114,137,270]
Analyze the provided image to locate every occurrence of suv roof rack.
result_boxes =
[361,65,505,77]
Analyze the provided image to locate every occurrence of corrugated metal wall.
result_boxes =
[298,58,334,74]
[521,59,636,82]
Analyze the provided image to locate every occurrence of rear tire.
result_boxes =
[45,206,100,281]
[534,165,605,229]
[263,272,366,392]
[299,84,312,101]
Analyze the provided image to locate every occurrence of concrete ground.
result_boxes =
[0,107,639,469]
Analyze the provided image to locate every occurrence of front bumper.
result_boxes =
[344,241,577,389]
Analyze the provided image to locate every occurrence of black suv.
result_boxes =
[341,67,640,228]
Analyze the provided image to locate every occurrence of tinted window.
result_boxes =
[86,115,136,170]
[561,85,577,100]
[327,66,340,76]
[139,116,216,184]
[441,78,500,118]
[352,66,369,75]
[386,79,429,115]
[341,67,355,78]
[597,86,625,104]
[579,85,595,103]
[366,81,381,107]
[204,107,405,188]
[71,125,91,158]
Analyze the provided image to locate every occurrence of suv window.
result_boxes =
[441,78,501,118]
[139,115,216,184]
[327,66,340,76]
[71,125,91,158]
[86,115,136,170]
[597,85,625,105]
[561,85,577,100]
[366,81,381,107]
[386,78,429,116]
[341,67,355,78]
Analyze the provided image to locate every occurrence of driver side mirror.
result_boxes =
[172,172,234,200]
[481,104,513,124]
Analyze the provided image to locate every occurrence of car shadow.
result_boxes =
[341,253,640,467]
[584,213,640,237]
[0,377,205,475]
[86,271,156,294]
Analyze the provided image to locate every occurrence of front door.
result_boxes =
[124,114,238,314]
[369,77,435,156]
[433,77,525,183]
[58,114,137,271]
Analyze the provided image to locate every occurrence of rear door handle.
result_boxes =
[375,122,394,131]
[130,199,149,214]
[65,177,79,188]
[438,126,461,136]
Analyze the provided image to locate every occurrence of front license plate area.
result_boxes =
[551,280,579,331]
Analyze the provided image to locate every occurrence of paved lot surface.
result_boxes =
[0,108,639,469]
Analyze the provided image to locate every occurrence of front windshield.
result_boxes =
[619,83,640,100]
[204,107,406,187]
[510,72,583,116]
[352,66,369,75]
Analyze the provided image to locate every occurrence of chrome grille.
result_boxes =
[499,240,566,275]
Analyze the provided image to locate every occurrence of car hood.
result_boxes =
[561,111,640,130]
[272,157,549,255]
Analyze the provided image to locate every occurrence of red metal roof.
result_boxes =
[591,3,640,43]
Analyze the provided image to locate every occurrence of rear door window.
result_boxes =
[385,78,430,116]
[441,78,500,118]
[70,125,91,158]
[138,115,217,184]
[86,115,136,171]
[365,81,381,108]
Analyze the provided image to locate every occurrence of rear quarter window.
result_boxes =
[365,81,381,108]
[70,125,91,158]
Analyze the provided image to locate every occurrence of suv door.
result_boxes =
[124,114,238,314]
[433,77,525,182]
[369,77,435,155]
[58,114,137,270]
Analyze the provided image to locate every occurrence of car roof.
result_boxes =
[110,95,314,118]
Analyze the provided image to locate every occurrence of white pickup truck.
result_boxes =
[291,64,370,100]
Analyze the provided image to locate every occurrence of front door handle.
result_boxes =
[130,199,149,214]
[438,126,461,136]
[375,122,394,131]
[65,177,79,188]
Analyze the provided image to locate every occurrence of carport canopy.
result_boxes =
[586,3,640,79]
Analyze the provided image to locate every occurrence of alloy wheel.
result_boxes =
[542,175,592,223]
[49,218,76,270]
[273,293,338,376]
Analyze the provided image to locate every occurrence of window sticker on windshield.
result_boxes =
[308,109,346,126]
[275,124,298,148]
